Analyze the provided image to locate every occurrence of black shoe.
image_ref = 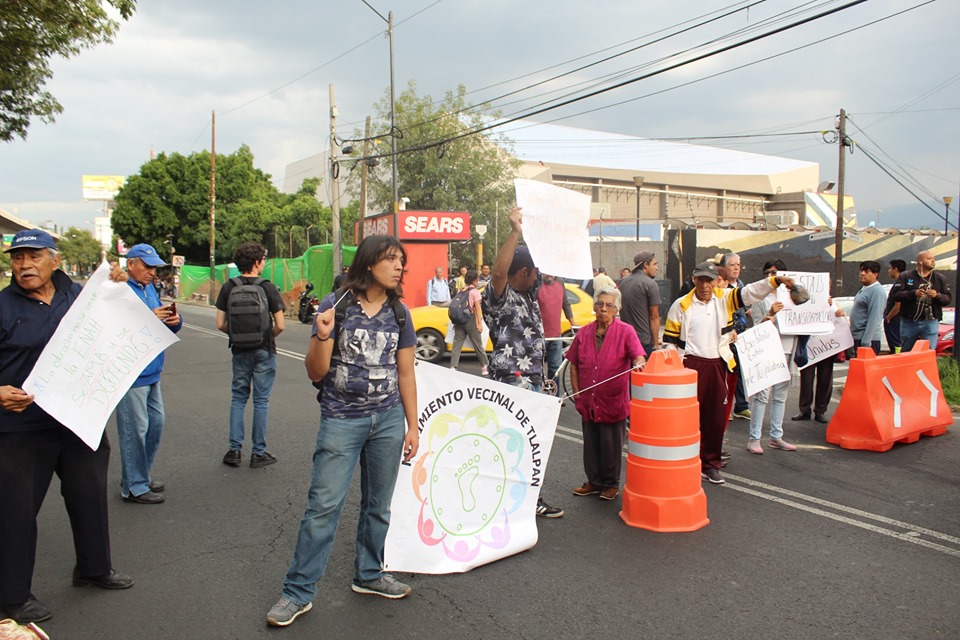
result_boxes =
[122,491,165,504]
[72,568,134,589]
[250,452,277,468]
[701,468,725,484]
[149,480,165,492]
[0,595,52,623]
[222,449,242,466]
[791,413,811,421]
[814,413,829,424]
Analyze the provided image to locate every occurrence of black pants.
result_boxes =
[581,419,626,489]
[0,427,112,605]
[798,358,835,416]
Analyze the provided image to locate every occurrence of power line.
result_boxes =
[371,0,875,162]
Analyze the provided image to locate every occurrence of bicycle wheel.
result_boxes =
[558,360,574,399]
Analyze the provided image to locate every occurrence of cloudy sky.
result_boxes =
[2,0,958,231]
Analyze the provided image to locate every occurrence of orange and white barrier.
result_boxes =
[620,349,709,532]
[826,340,951,452]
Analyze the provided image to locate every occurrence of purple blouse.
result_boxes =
[565,318,645,423]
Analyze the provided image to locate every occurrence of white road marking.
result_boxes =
[182,323,959,557]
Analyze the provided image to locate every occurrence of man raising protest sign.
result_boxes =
[482,206,564,518]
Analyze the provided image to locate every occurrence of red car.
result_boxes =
[935,308,955,356]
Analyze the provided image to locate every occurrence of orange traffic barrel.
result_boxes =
[620,349,709,532]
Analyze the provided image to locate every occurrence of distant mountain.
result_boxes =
[858,203,954,231]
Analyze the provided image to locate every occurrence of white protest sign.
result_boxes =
[514,179,593,280]
[775,271,833,335]
[735,321,790,397]
[23,262,180,450]
[385,362,561,574]
[799,314,854,370]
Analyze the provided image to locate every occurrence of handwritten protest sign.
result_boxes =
[514,179,593,280]
[775,271,833,335]
[799,314,854,370]
[23,262,180,450]
[735,321,790,397]
[386,362,560,574]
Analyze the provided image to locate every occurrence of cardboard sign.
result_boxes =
[736,321,790,397]
[514,179,593,280]
[799,314,854,369]
[775,271,833,335]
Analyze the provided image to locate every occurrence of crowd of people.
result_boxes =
[1,220,951,630]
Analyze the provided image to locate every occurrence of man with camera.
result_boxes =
[892,251,951,353]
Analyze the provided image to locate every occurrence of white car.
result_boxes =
[833,283,893,352]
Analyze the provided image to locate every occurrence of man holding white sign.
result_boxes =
[0,230,134,625]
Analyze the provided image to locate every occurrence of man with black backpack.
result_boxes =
[215,242,286,468]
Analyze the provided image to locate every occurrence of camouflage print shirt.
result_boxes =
[313,292,416,419]
[481,278,545,385]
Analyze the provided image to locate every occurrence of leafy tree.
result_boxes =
[1,0,136,142]
[112,145,288,263]
[352,81,520,267]
[58,227,103,276]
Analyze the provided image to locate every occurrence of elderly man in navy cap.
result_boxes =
[114,243,182,505]
[0,230,134,624]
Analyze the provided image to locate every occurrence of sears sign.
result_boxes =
[399,211,471,241]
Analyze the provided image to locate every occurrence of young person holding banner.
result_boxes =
[266,235,419,628]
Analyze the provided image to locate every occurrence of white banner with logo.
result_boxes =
[385,362,561,574]
[23,262,180,450]
[736,321,790,397]
[799,314,854,370]
[775,271,833,335]
[514,179,593,280]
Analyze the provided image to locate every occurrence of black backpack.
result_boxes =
[313,288,408,402]
[226,277,270,349]
[448,289,473,325]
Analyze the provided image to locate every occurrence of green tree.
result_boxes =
[353,81,520,267]
[112,145,287,263]
[58,227,103,276]
[1,0,136,142]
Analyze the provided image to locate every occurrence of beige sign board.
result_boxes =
[82,175,126,200]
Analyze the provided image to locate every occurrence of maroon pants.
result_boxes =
[684,356,737,470]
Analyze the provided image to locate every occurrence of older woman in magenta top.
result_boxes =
[565,287,646,501]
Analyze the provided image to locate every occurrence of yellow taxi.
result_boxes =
[411,282,595,363]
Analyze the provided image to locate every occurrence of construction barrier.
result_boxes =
[620,349,709,532]
[826,340,951,452]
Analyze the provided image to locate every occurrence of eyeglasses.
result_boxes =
[594,301,617,310]
[764,270,776,276]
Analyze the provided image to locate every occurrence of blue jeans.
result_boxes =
[281,404,405,605]
[229,349,277,456]
[748,379,789,441]
[545,339,564,381]
[115,383,164,497]
[899,318,939,353]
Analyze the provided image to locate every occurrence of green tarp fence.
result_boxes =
[177,243,356,301]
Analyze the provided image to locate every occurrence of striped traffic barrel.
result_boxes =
[620,349,709,532]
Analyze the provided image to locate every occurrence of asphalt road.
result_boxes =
[30,303,960,639]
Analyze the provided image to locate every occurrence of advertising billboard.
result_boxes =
[82,175,126,201]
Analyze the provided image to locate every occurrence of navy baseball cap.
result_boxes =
[4,229,57,253]
[126,243,167,267]
[509,245,536,272]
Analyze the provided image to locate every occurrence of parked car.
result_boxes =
[834,283,893,353]
[935,308,954,356]
[412,283,595,363]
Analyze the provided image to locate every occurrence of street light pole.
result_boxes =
[633,176,645,241]
[944,196,953,235]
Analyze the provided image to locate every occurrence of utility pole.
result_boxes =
[329,85,342,274]
[358,115,372,242]
[833,108,848,292]
[209,110,216,304]
[388,10,399,234]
